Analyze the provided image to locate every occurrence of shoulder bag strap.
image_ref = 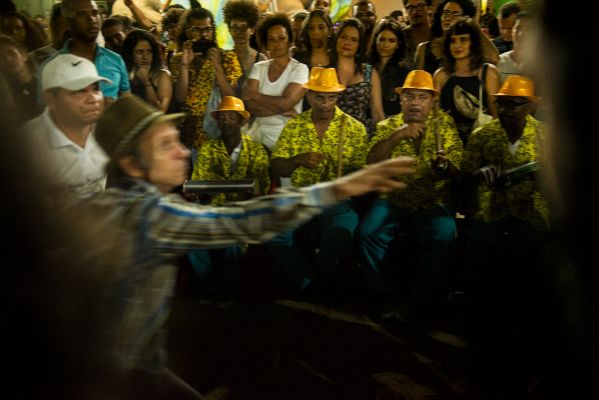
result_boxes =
[479,63,488,115]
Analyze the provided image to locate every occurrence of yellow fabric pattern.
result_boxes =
[369,111,463,212]
[272,107,368,187]
[191,133,270,206]
[460,115,549,231]
[171,50,242,149]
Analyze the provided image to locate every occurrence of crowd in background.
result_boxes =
[2,1,590,399]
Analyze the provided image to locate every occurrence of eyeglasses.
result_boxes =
[496,98,530,108]
[442,10,463,18]
[187,26,214,35]
[406,3,427,12]
[228,24,249,32]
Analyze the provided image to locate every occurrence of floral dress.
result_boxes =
[337,64,373,134]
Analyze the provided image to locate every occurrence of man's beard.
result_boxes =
[193,38,217,54]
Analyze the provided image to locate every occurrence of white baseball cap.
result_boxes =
[42,54,112,91]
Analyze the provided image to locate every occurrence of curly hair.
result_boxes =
[223,0,260,29]
[162,6,184,31]
[442,19,484,75]
[121,29,162,75]
[256,13,293,50]
[368,19,406,70]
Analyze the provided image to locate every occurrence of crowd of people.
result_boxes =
[2,0,594,399]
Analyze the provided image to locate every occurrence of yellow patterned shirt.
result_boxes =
[191,133,270,206]
[171,50,242,149]
[460,115,549,231]
[369,111,463,212]
[272,107,368,187]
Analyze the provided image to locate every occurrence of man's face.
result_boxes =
[353,3,377,32]
[307,91,338,119]
[137,122,191,193]
[405,0,429,26]
[311,0,331,16]
[65,0,100,43]
[186,17,215,42]
[215,111,244,137]
[102,23,125,52]
[46,83,104,126]
[496,96,532,128]
[499,13,517,42]
[400,89,434,123]
[512,18,530,52]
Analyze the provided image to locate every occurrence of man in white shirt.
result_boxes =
[22,53,110,195]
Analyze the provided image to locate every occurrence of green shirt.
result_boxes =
[461,115,549,231]
[369,111,463,212]
[192,133,270,205]
[272,107,368,187]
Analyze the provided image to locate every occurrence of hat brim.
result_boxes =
[394,86,439,95]
[112,111,185,157]
[492,93,540,103]
[303,83,346,92]
[211,110,251,120]
[148,113,186,130]
[44,76,113,91]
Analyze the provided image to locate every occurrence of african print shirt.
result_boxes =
[272,107,368,188]
[369,111,463,212]
[171,50,242,148]
[192,133,270,205]
[460,115,549,231]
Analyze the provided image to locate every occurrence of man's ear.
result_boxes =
[43,90,56,110]
[118,155,145,178]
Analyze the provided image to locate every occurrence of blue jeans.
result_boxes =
[188,246,242,299]
[267,201,359,289]
[356,199,456,302]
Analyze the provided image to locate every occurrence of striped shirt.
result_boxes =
[74,178,338,371]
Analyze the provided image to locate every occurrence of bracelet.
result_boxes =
[181,63,190,67]
[144,83,153,87]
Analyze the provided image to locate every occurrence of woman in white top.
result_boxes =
[242,13,308,151]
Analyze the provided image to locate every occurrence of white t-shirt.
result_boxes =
[497,50,520,84]
[21,109,109,195]
[247,58,308,150]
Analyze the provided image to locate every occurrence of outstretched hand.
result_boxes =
[332,156,417,199]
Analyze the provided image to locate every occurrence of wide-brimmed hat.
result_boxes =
[492,75,539,102]
[95,95,185,159]
[394,69,439,95]
[303,67,346,92]
[211,96,250,120]
[42,54,112,91]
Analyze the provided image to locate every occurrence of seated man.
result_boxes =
[188,96,270,306]
[356,70,463,320]
[460,75,549,395]
[268,67,368,294]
